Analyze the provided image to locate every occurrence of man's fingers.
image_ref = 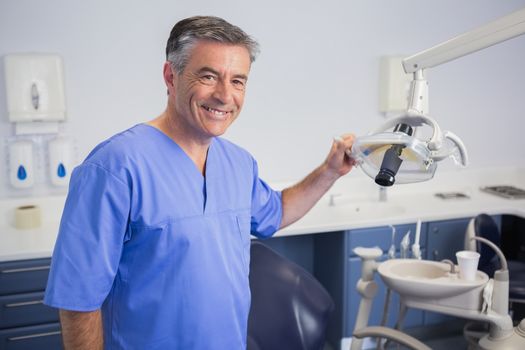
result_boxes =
[334,134,355,153]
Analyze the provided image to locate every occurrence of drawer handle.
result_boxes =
[1,265,50,274]
[5,299,44,308]
[8,330,61,341]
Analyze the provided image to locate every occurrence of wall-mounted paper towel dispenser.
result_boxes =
[4,53,66,123]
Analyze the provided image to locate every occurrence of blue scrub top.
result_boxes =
[44,124,282,350]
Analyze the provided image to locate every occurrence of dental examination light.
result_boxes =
[351,7,525,186]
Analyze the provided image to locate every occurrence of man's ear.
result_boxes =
[163,62,175,93]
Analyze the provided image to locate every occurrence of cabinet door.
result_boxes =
[259,235,315,274]
[425,218,470,325]
[426,219,470,263]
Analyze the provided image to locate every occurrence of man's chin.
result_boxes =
[204,122,235,137]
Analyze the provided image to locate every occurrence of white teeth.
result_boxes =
[203,106,226,115]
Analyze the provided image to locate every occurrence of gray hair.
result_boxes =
[166,16,260,73]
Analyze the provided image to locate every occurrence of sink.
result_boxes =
[378,259,489,299]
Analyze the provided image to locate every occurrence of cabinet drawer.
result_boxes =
[0,323,62,350]
[0,259,51,296]
[0,292,59,329]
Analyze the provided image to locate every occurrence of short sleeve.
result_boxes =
[44,162,130,311]
[250,159,282,238]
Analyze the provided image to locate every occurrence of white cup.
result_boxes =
[456,250,480,281]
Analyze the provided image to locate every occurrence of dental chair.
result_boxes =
[464,214,525,320]
[247,241,334,350]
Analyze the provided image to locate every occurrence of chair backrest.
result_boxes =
[465,214,500,272]
[247,241,334,350]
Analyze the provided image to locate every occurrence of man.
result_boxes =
[44,16,355,349]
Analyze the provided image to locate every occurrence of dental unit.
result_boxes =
[347,6,525,350]
[351,7,525,187]
[351,236,525,350]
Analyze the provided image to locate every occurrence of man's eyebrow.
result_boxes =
[197,67,248,81]
[232,73,248,81]
[197,67,220,76]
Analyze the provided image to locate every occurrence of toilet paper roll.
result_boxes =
[15,205,42,230]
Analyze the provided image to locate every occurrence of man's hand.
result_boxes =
[323,133,357,179]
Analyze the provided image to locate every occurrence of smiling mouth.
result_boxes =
[202,105,229,116]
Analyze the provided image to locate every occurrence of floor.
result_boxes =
[327,335,469,350]
[420,334,469,350]
[405,320,471,350]
[326,320,473,350]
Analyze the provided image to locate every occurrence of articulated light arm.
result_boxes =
[403,7,525,73]
[400,6,525,159]
[353,7,525,186]
[403,6,525,116]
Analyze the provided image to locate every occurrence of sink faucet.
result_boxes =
[440,259,457,274]
[379,186,387,202]
[328,193,341,206]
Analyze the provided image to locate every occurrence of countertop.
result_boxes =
[277,166,525,236]
[1,166,524,262]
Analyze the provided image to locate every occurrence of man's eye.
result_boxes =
[201,75,216,82]
[232,80,246,88]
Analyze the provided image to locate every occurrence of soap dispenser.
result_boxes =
[9,140,35,189]
[48,137,73,186]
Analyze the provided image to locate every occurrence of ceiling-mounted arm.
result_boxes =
[402,6,525,125]
[403,7,525,73]
[399,6,525,165]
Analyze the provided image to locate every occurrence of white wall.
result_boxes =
[1,0,525,195]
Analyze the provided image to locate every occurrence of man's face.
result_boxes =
[166,41,251,142]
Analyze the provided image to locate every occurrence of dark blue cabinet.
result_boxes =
[0,259,61,350]
[426,218,470,262]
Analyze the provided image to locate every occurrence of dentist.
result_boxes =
[45,16,355,350]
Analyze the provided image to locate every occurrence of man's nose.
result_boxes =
[212,81,234,105]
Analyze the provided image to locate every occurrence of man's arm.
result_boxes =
[59,309,103,350]
[280,134,355,229]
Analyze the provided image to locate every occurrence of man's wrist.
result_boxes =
[319,162,341,185]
